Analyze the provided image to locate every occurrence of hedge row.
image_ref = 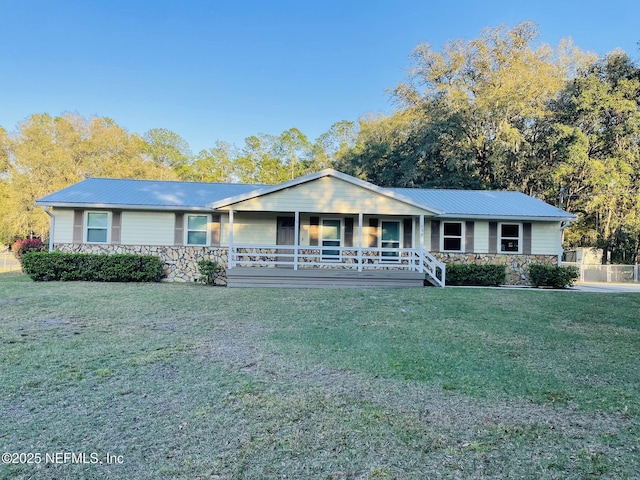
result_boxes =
[22,252,163,282]
[445,264,506,286]
[529,264,579,289]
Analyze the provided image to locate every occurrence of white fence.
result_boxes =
[230,245,446,287]
[0,250,21,273]
[562,262,639,283]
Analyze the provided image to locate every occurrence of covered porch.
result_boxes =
[210,170,447,287]
[224,210,445,287]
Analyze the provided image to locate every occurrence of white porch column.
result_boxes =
[358,212,364,272]
[294,210,300,270]
[228,209,234,269]
[419,215,425,251]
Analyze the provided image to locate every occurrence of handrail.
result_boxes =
[229,244,446,287]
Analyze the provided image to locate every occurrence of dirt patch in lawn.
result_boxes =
[196,318,635,448]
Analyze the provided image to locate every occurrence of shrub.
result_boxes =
[22,252,163,282]
[197,259,221,285]
[529,264,579,289]
[11,238,44,263]
[445,263,506,287]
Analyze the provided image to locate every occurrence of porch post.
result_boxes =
[358,212,363,272]
[228,209,234,269]
[294,210,300,270]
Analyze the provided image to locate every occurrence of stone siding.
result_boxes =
[54,244,228,284]
[54,243,556,286]
[433,252,558,285]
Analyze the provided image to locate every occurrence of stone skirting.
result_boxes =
[52,244,557,286]
[432,252,558,285]
[54,244,229,284]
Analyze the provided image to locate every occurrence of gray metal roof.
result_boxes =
[36,178,263,211]
[36,173,575,220]
[390,188,574,220]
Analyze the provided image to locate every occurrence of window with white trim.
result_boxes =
[499,223,521,253]
[186,214,209,246]
[442,222,463,252]
[86,212,109,243]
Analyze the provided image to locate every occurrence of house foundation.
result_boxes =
[54,244,229,284]
[432,253,558,285]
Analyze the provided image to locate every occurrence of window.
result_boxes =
[321,219,341,261]
[442,222,463,252]
[86,212,109,243]
[380,220,400,261]
[499,223,520,253]
[186,214,209,246]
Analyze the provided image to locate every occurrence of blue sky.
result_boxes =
[1,0,638,154]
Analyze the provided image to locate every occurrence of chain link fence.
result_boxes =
[562,262,639,283]
[0,249,22,273]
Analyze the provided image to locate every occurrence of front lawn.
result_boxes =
[1,274,638,479]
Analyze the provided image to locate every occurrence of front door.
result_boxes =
[381,220,400,261]
[321,219,341,261]
[276,216,295,267]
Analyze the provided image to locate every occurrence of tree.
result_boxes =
[142,128,192,179]
[549,51,640,262]
[276,128,312,180]
[189,141,238,182]
[0,113,176,243]
[343,22,590,191]
[312,120,357,170]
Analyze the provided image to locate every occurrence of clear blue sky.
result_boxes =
[1,0,638,154]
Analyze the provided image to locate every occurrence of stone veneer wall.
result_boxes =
[433,253,558,285]
[54,244,229,284]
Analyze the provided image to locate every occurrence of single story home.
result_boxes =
[35,169,575,287]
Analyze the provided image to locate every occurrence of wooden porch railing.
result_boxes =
[229,244,445,287]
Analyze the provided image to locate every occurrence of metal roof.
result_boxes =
[36,178,263,211]
[390,188,574,220]
[36,172,575,220]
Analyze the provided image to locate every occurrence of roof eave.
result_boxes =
[437,213,577,222]
[35,201,213,212]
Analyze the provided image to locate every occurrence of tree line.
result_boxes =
[1,22,639,263]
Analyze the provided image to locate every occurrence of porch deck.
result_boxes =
[226,245,446,288]
[226,267,427,288]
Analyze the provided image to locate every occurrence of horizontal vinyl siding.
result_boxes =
[121,211,174,245]
[231,213,278,245]
[226,176,433,216]
[531,222,560,255]
[473,221,489,253]
[220,213,395,248]
[53,208,74,244]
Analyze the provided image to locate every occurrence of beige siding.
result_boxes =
[121,211,174,245]
[531,222,560,255]
[220,213,420,248]
[53,208,74,244]
[473,221,489,253]
[233,213,278,244]
[225,176,435,215]
[220,213,277,246]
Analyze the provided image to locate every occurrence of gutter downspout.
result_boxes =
[43,207,54,252]
[558,220,572,267]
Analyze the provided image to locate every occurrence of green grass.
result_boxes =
[1,273,638,479]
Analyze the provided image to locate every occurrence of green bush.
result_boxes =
[529,264,579,289]
[445,263,506,287]
[22,252,163,282]
[197,259,221,285]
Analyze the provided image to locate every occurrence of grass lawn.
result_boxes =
[1,273,638,479]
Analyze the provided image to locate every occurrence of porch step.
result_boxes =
[226,267,425,288]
